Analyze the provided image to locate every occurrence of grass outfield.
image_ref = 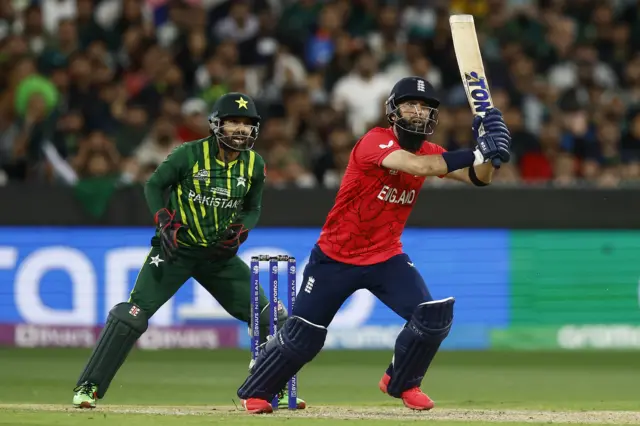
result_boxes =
[0,348,639,425]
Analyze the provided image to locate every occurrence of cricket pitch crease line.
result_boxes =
[1,404,640,423]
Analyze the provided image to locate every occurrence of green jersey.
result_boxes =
[144,136,266,247]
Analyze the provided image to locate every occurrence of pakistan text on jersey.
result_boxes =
[376,186,416,205]
[188,190,243,208]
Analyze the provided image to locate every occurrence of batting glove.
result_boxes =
[472,109,512,166]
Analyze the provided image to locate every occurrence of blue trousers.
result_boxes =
[293,245,433,327]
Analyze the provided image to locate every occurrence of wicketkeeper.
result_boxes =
[72,92,306,410]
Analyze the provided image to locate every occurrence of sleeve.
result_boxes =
[353,131,404,168]
[424,142,447,155]
[144,144,189,216]
[236,155,266,231]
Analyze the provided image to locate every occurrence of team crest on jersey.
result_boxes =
[193,169,209,181]
[236,176,247,187]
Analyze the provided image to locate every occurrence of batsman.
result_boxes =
[72,92,306,410]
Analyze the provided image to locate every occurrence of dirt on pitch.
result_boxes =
[1,404,639,424]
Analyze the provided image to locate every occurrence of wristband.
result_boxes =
[442,150,475,173]
[468,166,489,186]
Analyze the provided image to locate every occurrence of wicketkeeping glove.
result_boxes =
[154,208,188,262]
[472,108,512,167]
[212,223,249,259]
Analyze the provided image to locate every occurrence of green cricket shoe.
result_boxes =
[73,382,98,409]
[277,388,306,409]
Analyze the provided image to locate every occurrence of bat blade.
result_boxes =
[449,14,501,168]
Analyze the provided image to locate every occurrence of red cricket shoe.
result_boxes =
[242,398,273,414]
[378,373,435,411]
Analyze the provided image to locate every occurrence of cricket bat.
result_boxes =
[449,14,501,169]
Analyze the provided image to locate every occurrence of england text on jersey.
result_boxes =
[317,127,445,265]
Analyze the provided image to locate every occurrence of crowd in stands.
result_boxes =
[1,0,640,189]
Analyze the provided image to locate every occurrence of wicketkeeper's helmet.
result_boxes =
[209,92,261,151]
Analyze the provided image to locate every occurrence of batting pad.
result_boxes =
[387,297,455,397]
[76,302,149,399]
[238,316,326,401]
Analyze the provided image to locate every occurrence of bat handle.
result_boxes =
[478,115,502,169]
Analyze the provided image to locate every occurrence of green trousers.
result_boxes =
[128,244,274,342]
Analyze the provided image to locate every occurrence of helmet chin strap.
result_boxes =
[224,148,230,169]
[217,140,231,169]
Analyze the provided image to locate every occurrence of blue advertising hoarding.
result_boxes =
[0,227,509,349]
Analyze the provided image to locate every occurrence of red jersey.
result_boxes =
[317,127,446,266]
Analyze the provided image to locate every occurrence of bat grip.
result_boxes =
[478,116,501,169]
